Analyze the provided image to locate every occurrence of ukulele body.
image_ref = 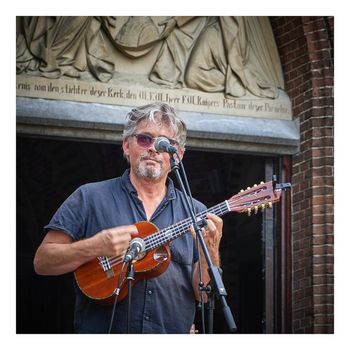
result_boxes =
[74,221,170,304]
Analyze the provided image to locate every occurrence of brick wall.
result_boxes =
[270,16,334,333]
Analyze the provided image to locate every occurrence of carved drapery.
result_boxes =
[16,17,114,82]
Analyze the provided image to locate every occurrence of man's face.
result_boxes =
[123,119,180,181]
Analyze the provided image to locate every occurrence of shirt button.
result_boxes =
[145,316,150,321]
[147,290,153,295]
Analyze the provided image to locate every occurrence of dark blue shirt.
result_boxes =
[44,170,206,333]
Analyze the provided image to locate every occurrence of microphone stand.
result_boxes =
[170,153,237,333]
[206,284,214,334]
[126,260,135,334]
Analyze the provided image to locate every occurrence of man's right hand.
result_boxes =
[93,225,138,257]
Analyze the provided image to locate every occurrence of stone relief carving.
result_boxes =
[16,17,114,82]
[16,16,285,100]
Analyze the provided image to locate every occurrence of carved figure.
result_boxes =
[16,16,114,82]
[150,16,284,99]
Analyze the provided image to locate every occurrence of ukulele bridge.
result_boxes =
[98,256,114,278]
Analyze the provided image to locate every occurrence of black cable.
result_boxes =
[108,260,127,333]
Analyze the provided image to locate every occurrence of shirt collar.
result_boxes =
[121,169,176,200]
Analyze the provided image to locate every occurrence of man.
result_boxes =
[34,102,223,333]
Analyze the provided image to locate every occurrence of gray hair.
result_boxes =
[123,103,187,150]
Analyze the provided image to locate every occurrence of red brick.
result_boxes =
[313,284,333,295]
[313,233,333,244]
[312,204,333,215]
[311,147,333,158]
[313,274,333,285]
[312,196,333,205]
[313,264,333,275]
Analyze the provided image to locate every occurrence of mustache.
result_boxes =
[140,155,163,164]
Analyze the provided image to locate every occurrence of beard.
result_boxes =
[135,155,165,180]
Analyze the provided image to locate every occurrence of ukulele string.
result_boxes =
[105,202,229,268]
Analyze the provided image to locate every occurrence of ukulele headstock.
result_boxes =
[227,176,291,215]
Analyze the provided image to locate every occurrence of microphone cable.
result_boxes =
[108,258,127,334]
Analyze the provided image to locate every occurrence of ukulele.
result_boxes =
[74,178,291,304]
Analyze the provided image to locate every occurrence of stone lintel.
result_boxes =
[16,97,300,155]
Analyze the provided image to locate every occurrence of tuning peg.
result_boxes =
[254,206,259,214]
[254,184,258,187]
[247,208,251,216]
[240,189,244,193]
[247,186,251,190]
[261,204,265,211]
[268,202,272,208]
[260,181,264,184]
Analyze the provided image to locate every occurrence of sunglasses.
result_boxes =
[131,133,179,148]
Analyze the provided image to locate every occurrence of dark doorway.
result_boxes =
[17,135,266,333]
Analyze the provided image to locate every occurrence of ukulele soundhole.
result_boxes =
[153,246,168,262]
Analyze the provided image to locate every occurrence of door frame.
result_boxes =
[263,156,292,333]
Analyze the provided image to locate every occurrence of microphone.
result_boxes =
[155,137,177,154]
[124,237,146,263]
